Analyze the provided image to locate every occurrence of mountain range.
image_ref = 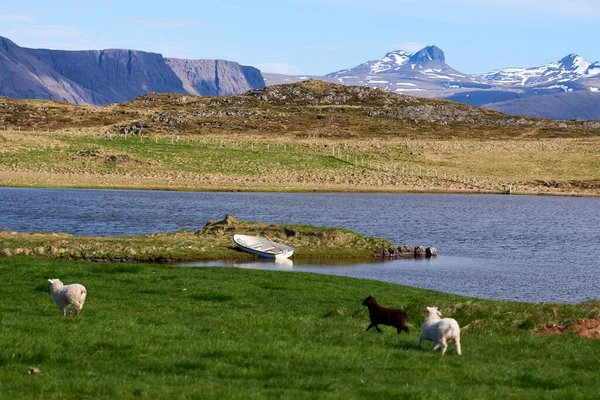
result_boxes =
[263,46,600,120]
[1,35,599,120]
[0,36,264,105]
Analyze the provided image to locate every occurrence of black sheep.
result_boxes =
[362,295,409,334]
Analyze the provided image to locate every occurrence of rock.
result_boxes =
[1,248,11,257]
[375,244,437,259]
[414,246,427,257]
[34,246,45,255]
[426,247,438,257]
[223,214,238,225]
[398,245,415,255]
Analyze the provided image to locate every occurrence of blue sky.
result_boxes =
[1,0,599,76]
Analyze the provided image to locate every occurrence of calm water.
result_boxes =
[1,187,599,303]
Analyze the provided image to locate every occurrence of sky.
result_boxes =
[1,0,599,76]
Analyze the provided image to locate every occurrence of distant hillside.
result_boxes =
[2,80,599,138]
[484,91,600,120]
[0,36,265,106]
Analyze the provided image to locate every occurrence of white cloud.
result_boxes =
[0,13,37,23]
[146,42,195,58]
[24,26,84,40]
[253,62,303,74]
[130,18,198,28]
[291,0,600,19]
[2,26,111,50]
[390,42,426,53]
[458,0,600,18]
[300,44,343,51]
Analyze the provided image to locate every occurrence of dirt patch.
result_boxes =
[536,317,600,339]
[72,149,146,166]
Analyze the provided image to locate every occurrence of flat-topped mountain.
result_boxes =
[0,36,264,105]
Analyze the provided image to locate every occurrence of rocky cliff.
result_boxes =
[0,36,265,105]
[166,58,264,96]
[0,36,95,104]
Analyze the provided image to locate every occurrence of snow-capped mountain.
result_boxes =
[321,45,490,94]
[481,54,600,87]
[327,49,412,76]
[262,47,600,120]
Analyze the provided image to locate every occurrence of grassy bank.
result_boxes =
[0,215,394,262]
[1,257,599,399]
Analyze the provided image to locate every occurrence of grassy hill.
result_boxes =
[1,80,599,195]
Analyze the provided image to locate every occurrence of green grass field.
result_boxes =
[1,257,599,399]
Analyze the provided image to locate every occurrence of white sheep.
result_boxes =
[417,306,461,356]
[47,279,87,316]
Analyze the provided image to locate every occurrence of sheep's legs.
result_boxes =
[439,338,448,355]
[397,326,409,335]
[366,324,382,333]
[455,339,462,355]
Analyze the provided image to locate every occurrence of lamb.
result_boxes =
[47,279,87,316]
[362,295,409,334]
[417,306,461,356]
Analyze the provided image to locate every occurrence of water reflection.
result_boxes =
[181,256,434,269]
[181,255,599,304]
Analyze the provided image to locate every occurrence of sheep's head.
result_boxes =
[362,296,376,306]
[425,306,442,320]
[47,279,63,291]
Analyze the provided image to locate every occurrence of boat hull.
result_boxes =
[233,234,294,260]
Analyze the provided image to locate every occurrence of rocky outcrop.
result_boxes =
[374,245,438,259]
[246,79,419,106]
[0,35,265,105]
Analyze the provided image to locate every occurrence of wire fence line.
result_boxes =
[3,128,513,192]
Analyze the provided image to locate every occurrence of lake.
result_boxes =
[1,187,599,303]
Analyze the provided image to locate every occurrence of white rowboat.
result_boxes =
[233,234,294,259]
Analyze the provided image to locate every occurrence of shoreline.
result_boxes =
[2,179,599,198]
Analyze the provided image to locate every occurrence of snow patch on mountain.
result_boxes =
[482,54,600,86]
[370,50,411,73]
